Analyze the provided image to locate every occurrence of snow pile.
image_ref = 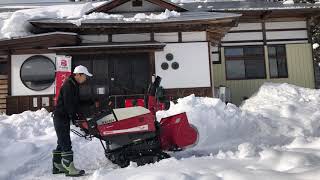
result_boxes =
[314,43,319,49]
[157,83,320,154]
[241,83,320,137]
[69,9,180,26]
[2,83,320,179]
[283,0,295,5]
[123,9,180,22]
[68,12,124,27]
[0,109,108,180]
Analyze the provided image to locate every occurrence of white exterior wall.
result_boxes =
[222,21,308,46]
[266,30,308,40]
[223,32,263,41]
[154,32,179,42]
[11,54,56,96]
[222,22,264,46]
[155,42,211,89]
[112,33,151,42]
[81,35,109,43]
[265,21,307,29]
[230,23,262,31]
[182,32,206,42]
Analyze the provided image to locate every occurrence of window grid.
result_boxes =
[224,46,266,80]
[268,45,288,78]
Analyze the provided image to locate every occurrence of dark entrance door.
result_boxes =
[72,53,150,113]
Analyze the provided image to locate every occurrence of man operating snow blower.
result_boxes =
[52,65,93,177]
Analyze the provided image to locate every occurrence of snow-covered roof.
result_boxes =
[86,0,188,14]
[30,11,240,26]
[0,0,318,40]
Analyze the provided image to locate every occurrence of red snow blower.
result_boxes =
[74,76,198,167]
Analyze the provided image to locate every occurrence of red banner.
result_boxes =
[55,56,72,105]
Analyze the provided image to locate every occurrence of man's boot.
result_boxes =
[52,150,68,174]
[61,151,85,177]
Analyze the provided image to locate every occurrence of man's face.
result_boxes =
[75,74,87,84]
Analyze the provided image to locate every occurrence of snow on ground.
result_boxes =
[1,83,320,180]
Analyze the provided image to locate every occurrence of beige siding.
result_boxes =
[212,43,315,105]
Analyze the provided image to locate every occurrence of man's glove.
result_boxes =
[69,114,80,127]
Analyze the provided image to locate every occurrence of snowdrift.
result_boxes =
[1,82,320,180]
[158,83,320,154]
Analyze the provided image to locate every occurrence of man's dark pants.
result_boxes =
[53,114,72,152]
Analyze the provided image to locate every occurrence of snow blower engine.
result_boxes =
[74,76,199,167]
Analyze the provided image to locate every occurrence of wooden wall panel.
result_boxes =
[6,95,54,115]
[0,74,7,113]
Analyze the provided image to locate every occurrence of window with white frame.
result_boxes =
[224,46,266,80]
[20,55,55,91]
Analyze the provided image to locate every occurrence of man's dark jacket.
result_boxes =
[54,76,80,121]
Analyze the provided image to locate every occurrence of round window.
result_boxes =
[166,53,173,61]
[171,62,179,70]
[161,62,169,70]
[20,55,55,91]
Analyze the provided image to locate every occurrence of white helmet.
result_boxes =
[73,65,93,77]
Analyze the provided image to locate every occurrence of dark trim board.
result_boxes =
[221,40,264,44]
[228,28,308,34]
[262,21,267,45]
[0,33,79,51]
[29,17,238,35]
[11,49,55,55]
[267,38,308,42]
[149,52,155,79]
[221,38,308,45]
[52,42,166,54]
[7,53,11,96]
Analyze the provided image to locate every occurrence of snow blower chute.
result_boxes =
[75,76,199,167]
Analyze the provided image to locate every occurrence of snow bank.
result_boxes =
[2,83,320,180]
[157,83,320,154]
[0,108,108,180]
[241,83,320,137]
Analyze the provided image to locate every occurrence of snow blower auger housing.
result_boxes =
[76,76,198,168]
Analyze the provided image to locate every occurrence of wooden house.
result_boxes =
[0,0,319,114]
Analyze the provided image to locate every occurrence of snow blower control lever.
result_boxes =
[76,76,199,167]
